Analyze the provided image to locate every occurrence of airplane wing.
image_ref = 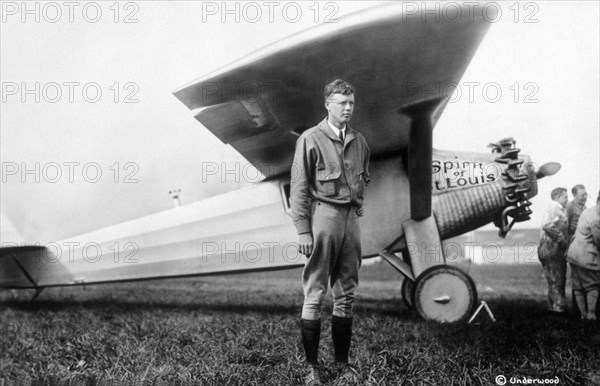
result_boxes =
[173,3,493,179]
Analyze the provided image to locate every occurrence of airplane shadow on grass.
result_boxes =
[0,295,302,316]
[0,288,581,323]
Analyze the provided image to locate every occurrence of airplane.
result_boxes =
[0,3,561,323]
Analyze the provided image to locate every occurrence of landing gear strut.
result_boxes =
[381,217,478,323]
[401,278,413,309]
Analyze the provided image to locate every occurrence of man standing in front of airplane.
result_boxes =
[290,79,370,386]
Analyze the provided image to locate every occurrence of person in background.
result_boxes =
[566,184,588,241]
[567,191,600,321]
[538,187,569,313]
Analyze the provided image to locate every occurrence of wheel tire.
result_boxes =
[401,278,414,309]
[412,266,477,323]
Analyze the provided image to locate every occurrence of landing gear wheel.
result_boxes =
[401,278,414,309]
[412,266,477,323]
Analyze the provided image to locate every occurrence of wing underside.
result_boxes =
[173,3,492,178]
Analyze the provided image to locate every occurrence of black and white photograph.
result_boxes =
[1,1,599,385]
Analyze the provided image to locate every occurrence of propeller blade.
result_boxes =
[536,162,562,179]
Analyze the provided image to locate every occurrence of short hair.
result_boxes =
[572,184,586,195]
[551,187,567,200]
[324,79,354,101]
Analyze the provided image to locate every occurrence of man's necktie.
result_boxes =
[338,130,344,143]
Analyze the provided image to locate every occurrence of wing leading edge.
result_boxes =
[174,3,493,178]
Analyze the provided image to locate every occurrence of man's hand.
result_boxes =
[298,233,314,257]
[356,206,364,217]
[543,225,562,243]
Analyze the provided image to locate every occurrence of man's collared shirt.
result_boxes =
[540,200,568,248]
[327,120,346,140]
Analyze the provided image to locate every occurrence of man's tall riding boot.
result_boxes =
[332,315,352,363]
[301,319,322,385]
[332,315,359,384]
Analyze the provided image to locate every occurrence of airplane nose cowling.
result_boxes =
[433,138,562,239]
[488,138,535,236]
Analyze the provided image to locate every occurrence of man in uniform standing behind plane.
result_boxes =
[290,79,370,386]
[538,187,569,312]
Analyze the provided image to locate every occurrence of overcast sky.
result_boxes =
[1,1,598,243]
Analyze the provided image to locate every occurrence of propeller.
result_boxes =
[536,162,562,179]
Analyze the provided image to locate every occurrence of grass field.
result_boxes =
[1,260,600,386]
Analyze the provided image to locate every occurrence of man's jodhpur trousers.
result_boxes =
[301,201,362,320]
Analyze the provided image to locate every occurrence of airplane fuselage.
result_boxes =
[0,145,537,289]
